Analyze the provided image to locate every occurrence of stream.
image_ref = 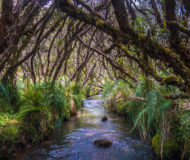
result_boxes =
[14,95,155,160]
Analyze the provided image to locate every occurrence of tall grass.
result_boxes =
[14,82,73,142]
[0,81,85,144]
[0,80,86,158]
[103,78,190,159]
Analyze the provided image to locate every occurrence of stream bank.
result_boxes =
[13,95,154,160]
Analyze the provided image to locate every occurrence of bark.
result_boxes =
[77,35,137,82]
[57,0,190,92]
[150,0,164,28]
[0,0,13,53]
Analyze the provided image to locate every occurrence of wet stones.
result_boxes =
[101,115,108,121]
[93,139,112,148]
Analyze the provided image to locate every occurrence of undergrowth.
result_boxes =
[0,80,85,159]
[103,78,190,160]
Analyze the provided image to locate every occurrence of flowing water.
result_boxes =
[14,95,154,160]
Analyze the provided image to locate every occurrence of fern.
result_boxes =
[102,81,117,98]
[102,80,130,98]
[131,89,172,139]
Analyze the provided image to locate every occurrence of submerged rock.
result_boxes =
[101,115,108,121]
[93,139,112,148]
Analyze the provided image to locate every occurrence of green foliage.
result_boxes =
[172,112,190,159]
[133,17,147,33]
[0,113,12,127]
[0,113,20,143]
[70,83,82,95]
[0,80,86,145]
[82,85,91,98]
[152,134,178,158]
[19,106,52,143]
[14,82,72,142]
[102,81,116,98]
[0,125,19,143]
[152,134,161,155]
[47,82,71,120]
[103,78,182,159]
[178,112,190,141]
[132,89,172,138]
[73,94,83,110]
[135,78,154,97]
[0,79,87,158]
[164,139,178,157]
[0,82,20,113]
[108,79,172,139]
[70,82,85,110]
[0,113,20,159]
[102,80,131,98]
[14,83,50,143]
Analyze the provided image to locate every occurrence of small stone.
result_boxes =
[101,115,108,121]
[93,139,112,148]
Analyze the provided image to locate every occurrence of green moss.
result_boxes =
[0,119,20,159]
[119,44,128,51]
[138,33,146,39]
[67,0,73,5]
[152,134,179,158]
[152,134,161,155]
[163,47,175,56]
[0,125,19,143]
[161,75,177,84]
[95,19,106,26]
[137,60,162,82]
[71,84,81,95]
[163,47,190,74]
[0,115,20,143]
[178,58,190,73]
[49,124,54,131]
[116,103,125,113]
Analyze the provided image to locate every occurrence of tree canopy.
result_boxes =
[0,0,190,97]
[1,1,190,159]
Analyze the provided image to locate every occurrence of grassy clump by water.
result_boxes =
[0,81,85,159]
[103,78,190,160]
[0,114,20,158]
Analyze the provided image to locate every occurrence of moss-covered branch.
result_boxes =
[57,0,190,93]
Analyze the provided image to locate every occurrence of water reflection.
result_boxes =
[14,95,154,160]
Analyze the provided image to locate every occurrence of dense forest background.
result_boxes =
[0,0,190,159]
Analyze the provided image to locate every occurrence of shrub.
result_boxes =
[70,82,85,110]
[0,113,20,143]
[172,112,190,160]
[16,82,71,143]
[102,81,116,98]
[0,82,20,113]
[102,78,184,159]
[0,125,19,143]
[19,106,52,143]
[152,134,179,159]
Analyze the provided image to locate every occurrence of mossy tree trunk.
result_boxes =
[56,0,190,95]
